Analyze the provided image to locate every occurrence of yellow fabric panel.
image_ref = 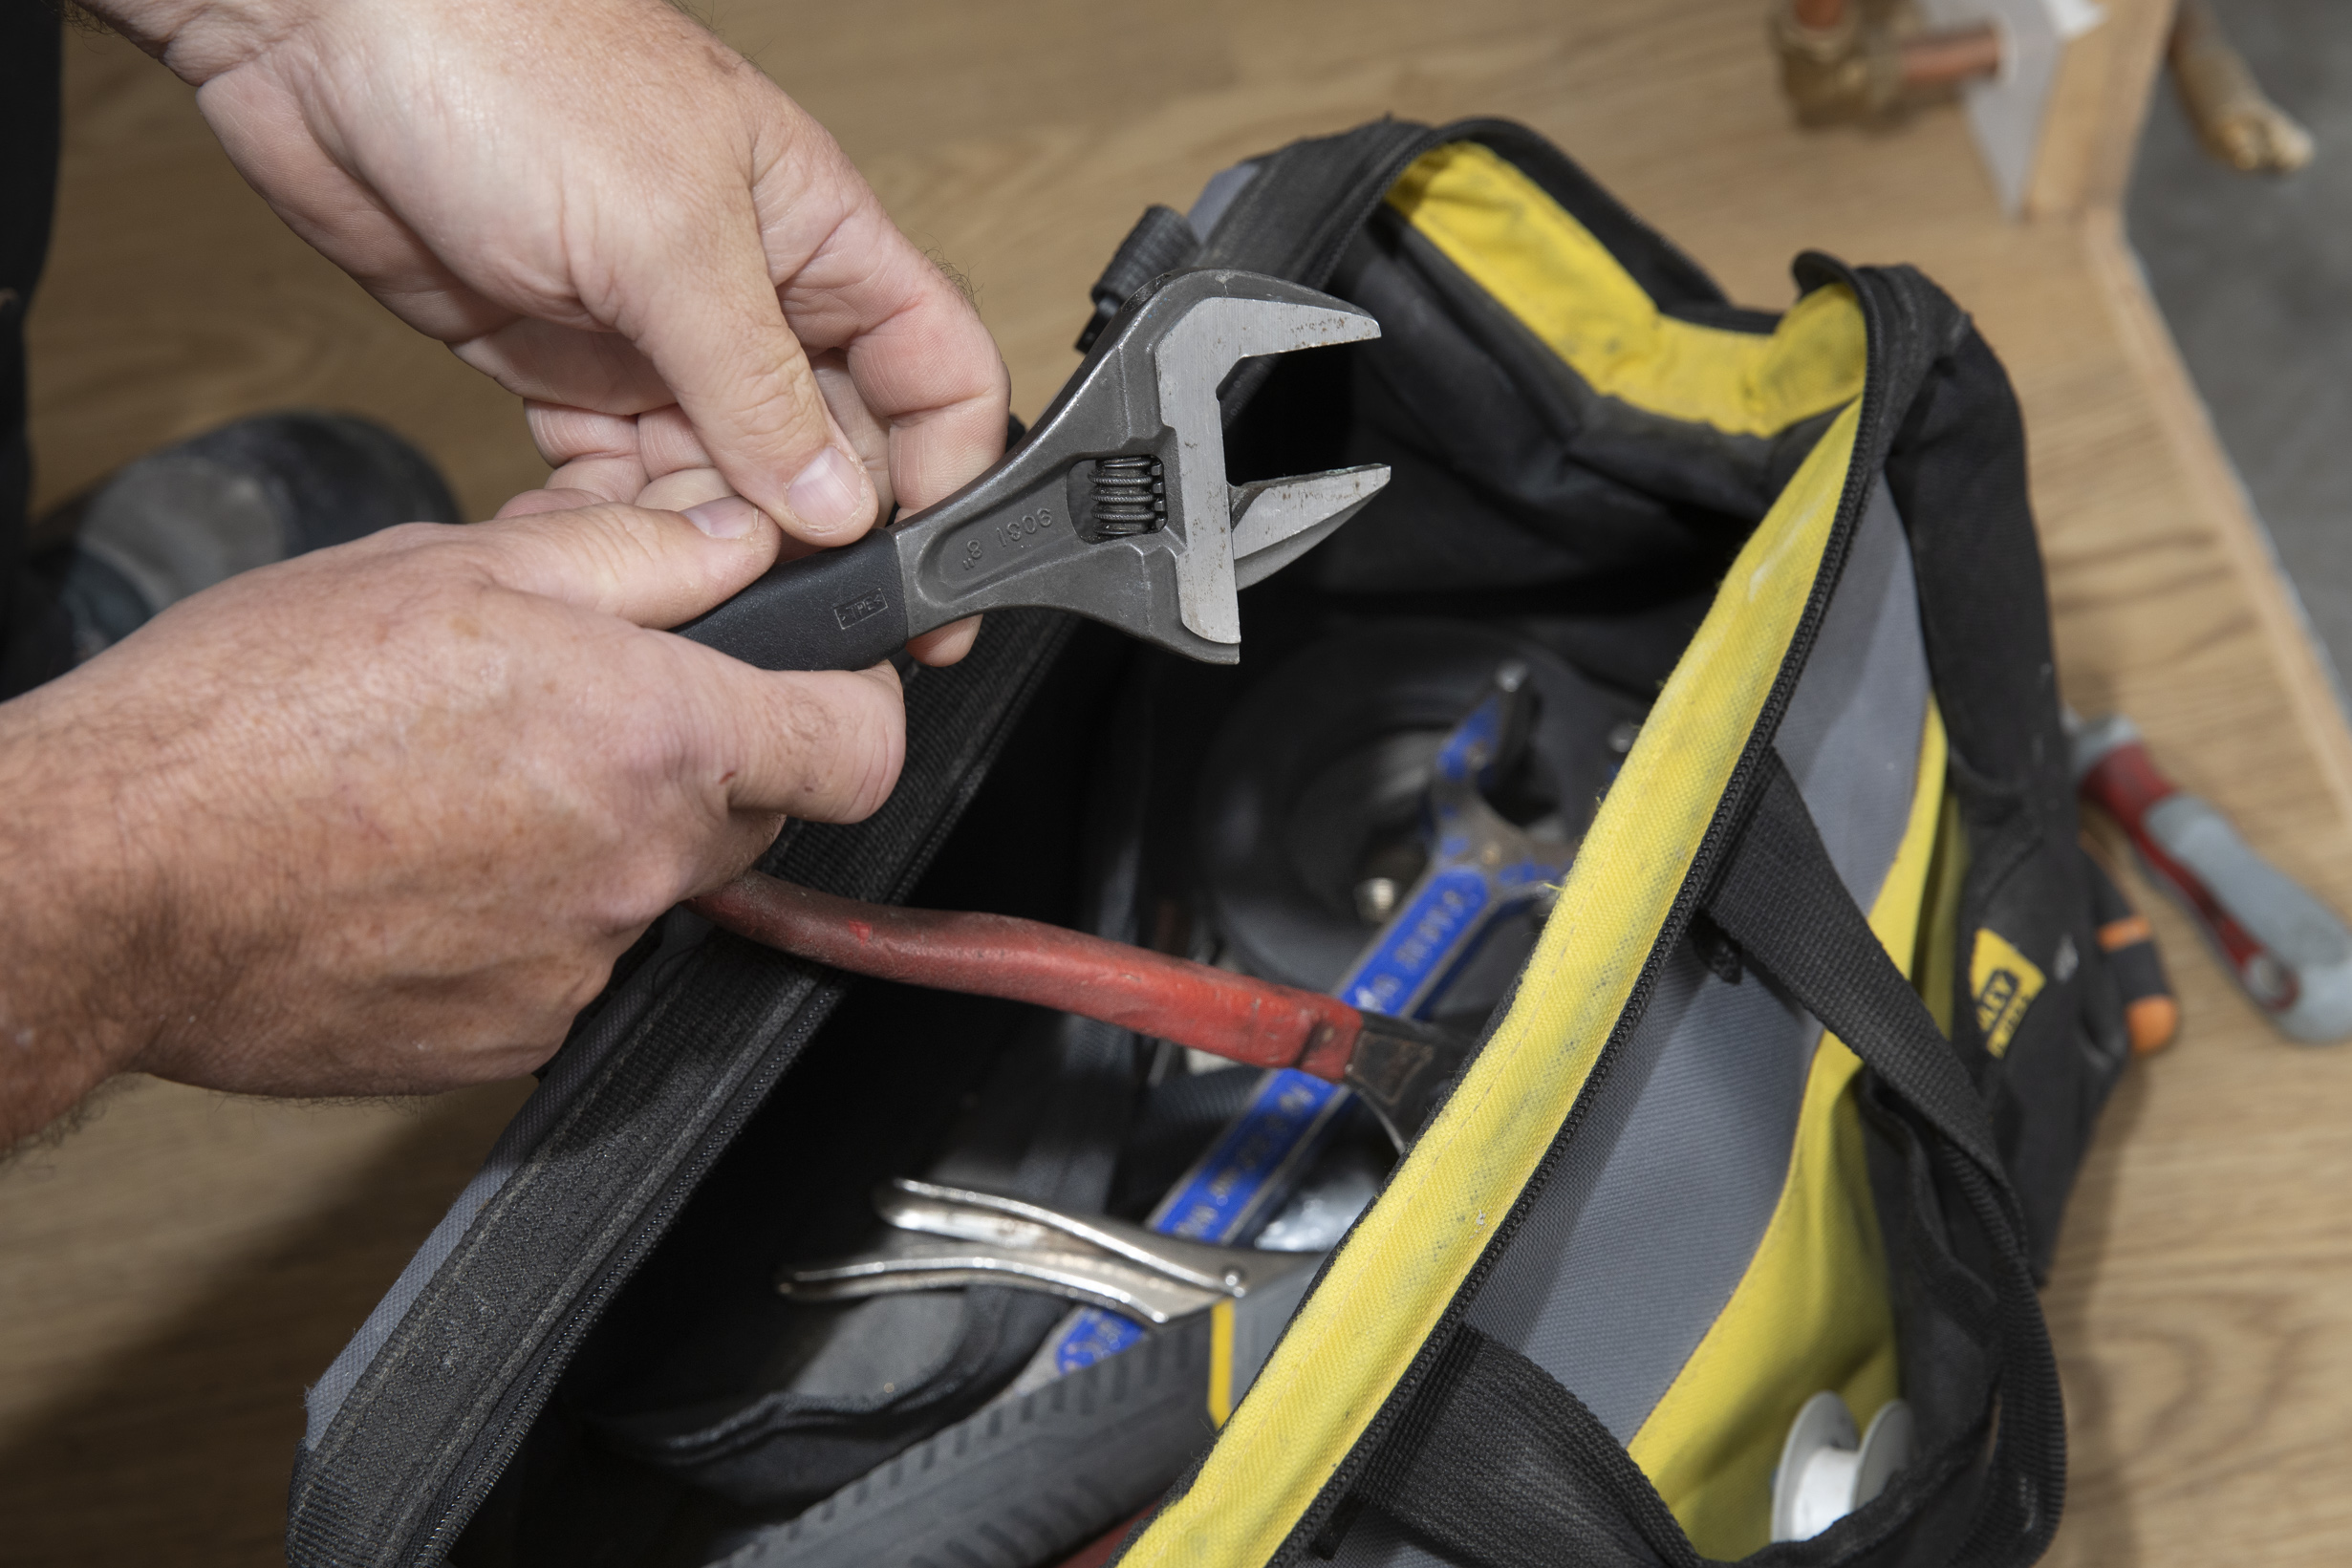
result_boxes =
[1626,700,1951,1559]
[1207,1301,1236,1427]
[1916,790,1968,1037]
[1970,930,2046,1059]
[1118,400,1866,1568]
[1385,143,1866,438]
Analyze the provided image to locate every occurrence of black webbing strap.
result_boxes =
[1349,753,2062,1568]
[1352,1327,1697,1568]
[1703,753,2007,1184]
[1700,750,2064,1564]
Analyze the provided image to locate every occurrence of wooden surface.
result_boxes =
[10,2,2352,1562]
[2027,0,2179,217]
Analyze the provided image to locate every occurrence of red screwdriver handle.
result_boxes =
[691,871,1364,1081]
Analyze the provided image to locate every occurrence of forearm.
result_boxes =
[0,685,161,1145]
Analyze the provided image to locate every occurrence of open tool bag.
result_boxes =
[287,118,2131,1568]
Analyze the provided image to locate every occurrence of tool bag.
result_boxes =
[286,117,2131,1568]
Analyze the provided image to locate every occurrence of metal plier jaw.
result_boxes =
[892,269,1385,662]
[777,1178,1317,1327]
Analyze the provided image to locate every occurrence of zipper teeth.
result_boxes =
[406,620,1080,1564]
[1267,263,1896,1567]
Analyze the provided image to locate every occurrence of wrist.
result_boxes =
[0,680,168,1144]
[77,0,319,84]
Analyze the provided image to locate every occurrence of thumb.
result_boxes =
[459,496,783,629]
[626,213,878,548]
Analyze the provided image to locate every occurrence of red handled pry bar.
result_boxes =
[690,871,1468,1148]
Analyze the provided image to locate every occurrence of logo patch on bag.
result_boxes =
[1970,929,2046,1058]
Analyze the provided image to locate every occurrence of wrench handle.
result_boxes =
[671,529,913,671]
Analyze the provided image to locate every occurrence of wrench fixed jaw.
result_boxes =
[887,269,1387,665]
[1144,278,1386,643]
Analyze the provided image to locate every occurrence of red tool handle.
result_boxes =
[2078,732,2289,1006]
[691,871,1363,1082]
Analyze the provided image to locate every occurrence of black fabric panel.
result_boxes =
[288,612,1080,1568]
[0,1,69,698]
[1210,125,1796,601]
[1878,332,2071,840]
[1192,119,1456,287]
[1873,322,2128,1273]
[574,1020,1099,1511]
[1305,213,1760,590]
[562,662,1155,1515]
[1193,118,1458,421]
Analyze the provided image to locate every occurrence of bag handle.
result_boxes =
[1327,750,2063,1568]
[1695,748,2064,1564]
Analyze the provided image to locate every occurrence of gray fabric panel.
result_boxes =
[1774,481,1928,911]
[1186,161,1259,241]
[1464,946,1819,1440]
[1461,482,1927,1442]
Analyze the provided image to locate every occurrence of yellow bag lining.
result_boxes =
[1626,700,1948,1558]
[1385,142,1866,440]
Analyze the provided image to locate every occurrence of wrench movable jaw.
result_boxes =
[1231,466,1390,590]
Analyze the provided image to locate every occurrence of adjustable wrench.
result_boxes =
[676,270,1388,671]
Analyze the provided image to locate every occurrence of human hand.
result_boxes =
[95,0,1004,661]
[0,497,900,1145]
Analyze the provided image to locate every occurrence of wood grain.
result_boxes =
[2028,0,2179,217]
[9,1,2351,1562]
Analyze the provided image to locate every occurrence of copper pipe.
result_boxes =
[1901,22,2003,89]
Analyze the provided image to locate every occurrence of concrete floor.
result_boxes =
[2127,1,2352,685]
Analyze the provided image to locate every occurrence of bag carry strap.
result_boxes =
[1346,753,2061,1568]
[1705,754,2007,1180]
[1699,749,2063,1564]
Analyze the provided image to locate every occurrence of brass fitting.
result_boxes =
[1772,0,2001,128]
[1772,0,1907,125]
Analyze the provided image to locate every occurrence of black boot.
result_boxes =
[33,410,461,662]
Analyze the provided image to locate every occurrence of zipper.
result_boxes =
[387,618,1081,1564]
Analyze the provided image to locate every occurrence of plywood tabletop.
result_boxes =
[7,1,2349,1561]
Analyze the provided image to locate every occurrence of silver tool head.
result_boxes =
[775,1178,1316,1326]
[1139,274,1387,642]
[895,271,1390,664]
